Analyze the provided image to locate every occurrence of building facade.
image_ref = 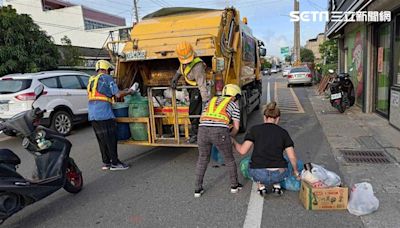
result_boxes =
[327,0,400,129]
[2,0,126,49]
[305,33,325,63]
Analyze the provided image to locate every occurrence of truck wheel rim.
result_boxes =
[55,114,71,134]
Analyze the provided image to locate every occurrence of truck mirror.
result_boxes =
[259,47,266,57]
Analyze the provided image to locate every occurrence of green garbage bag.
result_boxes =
[240,156,251,179]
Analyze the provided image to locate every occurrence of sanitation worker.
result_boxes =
[194,84,242,198]
[88,60,133,171]
[171,41,210,143]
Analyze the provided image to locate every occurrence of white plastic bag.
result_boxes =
[311,163,341,187]
[347,182,379,216]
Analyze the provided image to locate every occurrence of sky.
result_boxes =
[1,0,328,57]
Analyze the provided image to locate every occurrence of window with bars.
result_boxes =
[84,19,113,30]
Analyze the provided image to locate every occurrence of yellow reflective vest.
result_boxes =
[180,57,203,86]
[200,97,232,125]
[87,73,113,103]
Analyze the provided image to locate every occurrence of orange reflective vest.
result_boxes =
[200,96,232,125]
[180,57,203,86]
[87,73,113,103]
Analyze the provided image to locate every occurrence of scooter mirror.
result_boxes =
[328,69,334,74]
[34,84,45,98]
[32,84,45,109]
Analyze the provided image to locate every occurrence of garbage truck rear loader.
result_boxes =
[111,7,266,147]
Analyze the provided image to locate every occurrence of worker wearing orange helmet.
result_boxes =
[172,41,209,143]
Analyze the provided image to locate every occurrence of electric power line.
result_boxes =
[306,0,325,10]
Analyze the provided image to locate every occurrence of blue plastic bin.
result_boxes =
[112,103,131,140]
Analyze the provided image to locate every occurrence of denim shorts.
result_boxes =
[248,168,289,186]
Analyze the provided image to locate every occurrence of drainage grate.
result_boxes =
[340,150,391,164]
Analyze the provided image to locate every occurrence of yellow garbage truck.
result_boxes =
[109,7,266,147]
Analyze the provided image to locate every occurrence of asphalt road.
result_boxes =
[1,73,363,227]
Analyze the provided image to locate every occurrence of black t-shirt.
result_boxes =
[244,123,294,169]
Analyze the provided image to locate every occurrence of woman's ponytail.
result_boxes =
[263,101,280,118]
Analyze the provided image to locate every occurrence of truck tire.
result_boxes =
[239,96,248,132]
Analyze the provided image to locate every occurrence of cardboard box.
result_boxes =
[299,180,348,210]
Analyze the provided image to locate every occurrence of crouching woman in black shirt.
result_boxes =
[232,102,300,195]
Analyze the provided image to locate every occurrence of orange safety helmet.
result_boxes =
[176,41,194,64]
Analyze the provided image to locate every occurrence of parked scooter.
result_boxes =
[328,69,355,113]
[0,85,82,224]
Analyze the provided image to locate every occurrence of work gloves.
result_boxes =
[171,72,180,89]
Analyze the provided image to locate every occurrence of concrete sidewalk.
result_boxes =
[306,87,400,228]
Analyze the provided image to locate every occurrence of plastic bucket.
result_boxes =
[112,103,131,140]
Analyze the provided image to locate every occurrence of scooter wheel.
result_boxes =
[64,159,83,194]
[337,104,345,113]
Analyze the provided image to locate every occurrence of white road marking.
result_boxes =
[243,80,271,228]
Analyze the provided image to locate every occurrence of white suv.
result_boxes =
[0,71,90,135]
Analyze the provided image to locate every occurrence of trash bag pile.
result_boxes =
[347,182,379,216]
[301,163,341,188]
[280,155,303,191]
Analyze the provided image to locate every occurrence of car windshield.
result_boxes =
[290,67,309,73]
[0,79,32,94]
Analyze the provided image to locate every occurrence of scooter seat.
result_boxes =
[0,149,21,165]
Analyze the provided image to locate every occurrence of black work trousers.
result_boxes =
[189,88,202,135]
[92,119,119,165]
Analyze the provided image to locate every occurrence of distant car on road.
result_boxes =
[287,66,313,87]
[270,68,278,73]
[0,71,90,135]
[282,67,291,77]
[262,68,271,76]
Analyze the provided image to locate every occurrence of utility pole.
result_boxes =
[293,0,301,65]
[133,0,139,24]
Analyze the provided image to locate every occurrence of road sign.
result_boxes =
[280,47,289,55]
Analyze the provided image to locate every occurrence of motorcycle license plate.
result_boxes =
[331,93,342,100]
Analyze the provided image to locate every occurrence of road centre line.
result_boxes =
[242,81,271,228]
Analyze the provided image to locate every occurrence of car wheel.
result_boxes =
[287,84,291,88]
[51,110,73,135]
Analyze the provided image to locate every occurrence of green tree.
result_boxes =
[319,39,338,64]
[285,55,291,63]
[60,36,83,66]
[300,48,315,63]
[0,6,59,76]
[262,60,272,69]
